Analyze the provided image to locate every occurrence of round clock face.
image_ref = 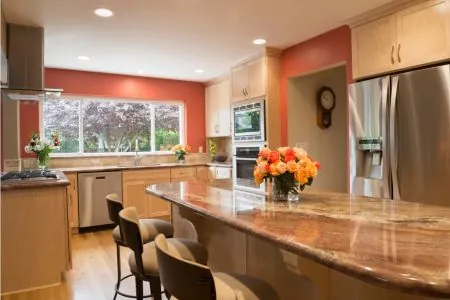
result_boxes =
[321,90,335,110]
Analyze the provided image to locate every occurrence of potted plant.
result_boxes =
[170,144,191,163]
[254,146,320,201]
[24,132,61,169]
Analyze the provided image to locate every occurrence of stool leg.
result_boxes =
[135,277,144,300]
[113,243,121,300]
[149,277,162,300]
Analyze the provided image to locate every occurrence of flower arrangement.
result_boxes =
[24,132,61,169]
[170,144,192,162]
[254,146,320,200]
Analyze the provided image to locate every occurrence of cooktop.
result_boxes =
[1,170,58,181]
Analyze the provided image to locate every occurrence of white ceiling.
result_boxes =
[3,0,393,82]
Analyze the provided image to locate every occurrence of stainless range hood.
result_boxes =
[1,24,63,101]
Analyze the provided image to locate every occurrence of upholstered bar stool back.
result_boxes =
[155,234,280,300]
[155,234,214,299]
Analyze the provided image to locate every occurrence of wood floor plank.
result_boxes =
[1,230,166,300]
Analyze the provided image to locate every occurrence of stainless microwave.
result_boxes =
[232,98,265,142]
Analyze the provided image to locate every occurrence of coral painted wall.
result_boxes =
[280,25,353,145]
[20,68,206,157]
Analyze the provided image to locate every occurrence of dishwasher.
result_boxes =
[78,171,122,231]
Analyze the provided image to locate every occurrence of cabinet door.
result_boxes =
[196,167,209,180]
[66,173,79,228]
[396,0,450,69]
[352,15,397,79]
[205,84,219,137]
[215,167,232,179]
[208,167,216,179]
[230,64,248,103]
[147,179,171,218]
[122,180,149,219]
[247,57,266,99]
[217,79,231,136]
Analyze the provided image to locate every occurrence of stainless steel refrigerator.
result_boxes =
[349,64,450,206]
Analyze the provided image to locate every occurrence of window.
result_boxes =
[42,96,184,155]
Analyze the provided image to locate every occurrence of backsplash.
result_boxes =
[7,153,210,171]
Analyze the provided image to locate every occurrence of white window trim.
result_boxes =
[40,95,185,157]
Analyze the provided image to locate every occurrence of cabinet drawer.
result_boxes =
[171,167,197,179]
[123,169,170,182]
[215,167,232,179]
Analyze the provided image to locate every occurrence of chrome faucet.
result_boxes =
[134,151,144,166]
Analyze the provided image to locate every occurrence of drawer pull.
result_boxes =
[95,176,106,180]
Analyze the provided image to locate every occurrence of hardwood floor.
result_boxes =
[2,230,167,300]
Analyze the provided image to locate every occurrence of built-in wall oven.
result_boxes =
[233,98,265,142]
[233,142,266,194]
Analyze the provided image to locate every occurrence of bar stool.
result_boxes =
[106,194,174,299]
[119,207,209,300]
[154,234,280,300]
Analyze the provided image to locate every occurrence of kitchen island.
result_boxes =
[1,170,71,295]
[147,180,450,300]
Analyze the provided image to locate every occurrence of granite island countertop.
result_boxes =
[147,180,450,298]
[1,170,70,190]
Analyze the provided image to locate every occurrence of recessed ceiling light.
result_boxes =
[253,38,267,45]
[195,69,204,73]
[94,8,114,18]
[137,69,144,75]
[77,55,90,61]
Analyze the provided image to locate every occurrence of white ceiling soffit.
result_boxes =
[3,0,394,82]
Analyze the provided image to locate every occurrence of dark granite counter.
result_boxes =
[1,170,70,190]
[147,180,450,298]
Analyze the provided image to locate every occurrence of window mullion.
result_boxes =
[79,100,84,154]
[150,105,156,152]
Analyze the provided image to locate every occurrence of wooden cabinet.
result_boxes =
[352,0,450,79]
[205,79,231,137]
[352,15,397,78]
[66,173,79,228]
[230,57,266,103]
[123,179,149,218]
[396,0,450,69]
[196,167,209,180]
[170,167,197,181]
[123,169,171,219]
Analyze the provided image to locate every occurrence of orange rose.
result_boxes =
[277,146,290,156]
[276,162,287,174]
[258,161,269,175]
[284,148,296,162]
[286,160,299,173]
[270,162,281,176]
[258,147,271,159]
[254,167,264,184]
[295,169,309,185]
[293,147,307,160]
[268,151,280,163]
[185,145,192,152]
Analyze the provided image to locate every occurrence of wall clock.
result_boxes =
[317,86,336,129]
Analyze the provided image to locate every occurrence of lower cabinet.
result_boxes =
[196,166,209,180]
[66,173,79,228]
[122,169,171,219]
[208,166,232,179]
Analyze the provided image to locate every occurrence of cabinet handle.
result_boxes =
[245,86,248,96]
[242,87,245,96]
[215,124,219,133]
[391,45,395,65]
[397,44,401,63]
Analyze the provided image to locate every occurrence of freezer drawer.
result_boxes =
[78,171,122,228]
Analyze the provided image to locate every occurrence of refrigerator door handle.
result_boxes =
[381,77,391,199]
[390,76,400,200]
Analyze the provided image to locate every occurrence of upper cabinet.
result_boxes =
[352,0,450,79]
[205,78,231,137]
[230,57,266,103]
[352,15,398,78]
[396,0,450,69]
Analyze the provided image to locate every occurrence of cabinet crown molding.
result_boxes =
[347,0,429,28]
[231,47,282,69]
[204,73,229,87]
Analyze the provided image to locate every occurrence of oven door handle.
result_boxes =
[234,157,257,161]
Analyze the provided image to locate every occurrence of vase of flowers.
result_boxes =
[254,147,320,201]
[24,132,61,169]
[171,144,191,163]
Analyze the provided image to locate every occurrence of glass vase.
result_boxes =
[272,176,300,202]
[177,155,186,164]
[37,157,48,170]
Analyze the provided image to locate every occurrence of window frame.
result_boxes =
[40,95,185,157]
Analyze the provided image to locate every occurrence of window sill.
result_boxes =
[50,151,174,158]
